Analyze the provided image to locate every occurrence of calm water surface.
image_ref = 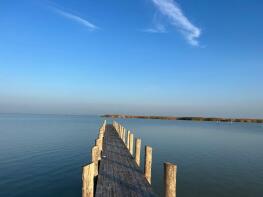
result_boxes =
[0,114,262,197]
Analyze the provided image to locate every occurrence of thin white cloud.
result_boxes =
[143,23,166,33]
[52,8,98,31]
[144,28,164,33]
[150,0,201,46]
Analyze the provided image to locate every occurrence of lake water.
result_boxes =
[0,114,262,197]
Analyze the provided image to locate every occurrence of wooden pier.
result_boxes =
[82,121,177,197]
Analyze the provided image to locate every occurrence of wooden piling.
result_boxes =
[91,146,100,176]
[94,123,157,196]
[121,127,124,139]
[129,133,134,155]
[164,162,177,197]
[122,128,126,144]
[122,127,124,139]
[82,162,94,197]
[98,133,104,139]
[82,121,178,197]
[144,146,152,184]
[96,138,102,149]
[127,130,130,148]
[135,138,141,166]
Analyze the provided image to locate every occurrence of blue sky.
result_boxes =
[0,0,263,117]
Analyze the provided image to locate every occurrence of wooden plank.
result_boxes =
[95,124,156,197]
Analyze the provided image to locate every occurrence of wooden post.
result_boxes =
[121,126,124,138]
[99,133,104,139]
[135,138,141,166]
[144,146,152,184]
[82,162,94,197]
[164,162,177,197]
[91,146,99,176]
[127,131,130,148]
[122,128,126,144]
[99,125,104,133]
[129,133,134,155]
[121,128,124,139]
[95,138,102,159]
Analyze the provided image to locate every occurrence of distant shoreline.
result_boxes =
[102,114,263,123]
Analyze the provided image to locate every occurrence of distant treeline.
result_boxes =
[102,114,263,123]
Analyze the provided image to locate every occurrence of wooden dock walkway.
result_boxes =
[82,121,177,197]
[95,124,156,197]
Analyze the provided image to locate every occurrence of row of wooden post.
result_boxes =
[113,121,177,197]
[113,121,152,183]
[82,120,177,197]
[82,120,106,197]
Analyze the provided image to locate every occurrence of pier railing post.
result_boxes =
[95,138,102,159]
[144,146,152,184]
[122,127,124,138]
[129,133,134,156]
[82,162,95,197]
[99,133,104,139]
[120,125,123,137]
[164,162,177,197]
[135,138,141,166]
[127,130,130,148]
[121,127,124,139]
[122,128,126,144]
[91,146,100,176]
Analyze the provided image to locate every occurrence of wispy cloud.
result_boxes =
[143,23,167,33]
[52,7,98,31]
[150,0,201,46]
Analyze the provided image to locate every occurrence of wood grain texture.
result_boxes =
[144,146,152,184]
[92,146,100,176]
[127,130,130,149]
[82,163,95,197]
[164,163,177,197]
[129,133,134,156]
[135,138,141,167]
[95,124,156,197]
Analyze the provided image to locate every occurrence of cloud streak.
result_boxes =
[143,23,167,33]
[52,8,98,31]
[150,0,201,46]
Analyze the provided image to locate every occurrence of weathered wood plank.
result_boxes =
[95,124,156,197]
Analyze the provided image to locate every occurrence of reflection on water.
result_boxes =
[0,114,262,197]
